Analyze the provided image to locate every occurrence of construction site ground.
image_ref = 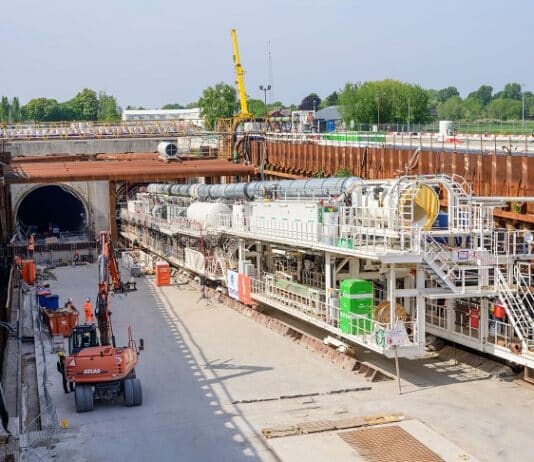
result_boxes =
[33,264,534,462]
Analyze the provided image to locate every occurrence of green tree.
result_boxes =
[10,97,21,122]
[69,88,99,120]
[525,92,534,118]
[485,98,521,120]
[462,97,483,121]
[467,85,493,106]
[299,93,321,111]
[22,98,60,121]
[437,96,465,120]
[0,97,9,123]
[320,91,339,109]
[496,83,522,101]
[247,98,266,117]
[338,80,428,125]
[198,82,237,130]
[97,92,120,122]
[425,89,440,115]
[338,83,359,126]
[437,86,460,103]
[58,102,75,121]
[162,103,184,109]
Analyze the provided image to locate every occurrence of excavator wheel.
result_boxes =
[75,385,94,413]
[124,378,143,407]
[131,378,143,406]
[123,379,135,407]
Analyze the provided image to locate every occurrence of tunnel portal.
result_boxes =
[17,185,86,234]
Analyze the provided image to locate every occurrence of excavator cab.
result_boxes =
[69,325,99,354]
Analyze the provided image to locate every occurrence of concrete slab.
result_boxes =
[268,419,479,462]
[30,263,534,462]
[41,264,365,461]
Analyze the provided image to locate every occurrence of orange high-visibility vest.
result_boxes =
[83,301,94,322]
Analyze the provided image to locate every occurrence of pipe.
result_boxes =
[147,176,364,201]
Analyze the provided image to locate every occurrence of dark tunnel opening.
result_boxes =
[17,185,86,234]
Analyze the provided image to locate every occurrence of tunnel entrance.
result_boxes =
[17,185,86,235]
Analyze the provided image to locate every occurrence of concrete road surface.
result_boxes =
[43,264,363,461]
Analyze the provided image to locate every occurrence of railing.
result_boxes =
[0,121,213,141]
[4,240,98,258]
[493,229,533,257]
[425,301,448,330]
[21,292,59,461]
[263,131,534,155]
[250,275,418,353]
[122,210,204,235]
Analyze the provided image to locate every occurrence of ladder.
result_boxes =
[495,266,534,349]
[397,184,419,230]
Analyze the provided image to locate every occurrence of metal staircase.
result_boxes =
[422,237,466,293]
[495,266,534,348]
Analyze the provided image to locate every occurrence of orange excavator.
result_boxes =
[65,231,143,412]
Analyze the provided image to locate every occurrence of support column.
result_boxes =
[238,239,245,272]
[480,298,489,347]
[108,181,118,241]
[446,299,455,332]
[388,264,396,328]
[325,252,335,319]
[255,242,262,279]
[349,258,359,278]
[415,264,426,347]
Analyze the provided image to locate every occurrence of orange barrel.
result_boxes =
[21,259,36,285]
[155,261,171,286]
[493,304,506,319]
[469,308,480,329]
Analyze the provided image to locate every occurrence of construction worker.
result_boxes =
[56,352,69,394]
[13,255,22,273]
[64,298,77,312]
[83,297,94,324]
[72,251,80,266]
[27,234,35,258]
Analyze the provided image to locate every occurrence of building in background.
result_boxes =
[315,106,342,132]
[122,108,203,127]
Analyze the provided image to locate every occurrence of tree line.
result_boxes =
[0,89,120,123]
[195,80,534,130]
[3,81,531,127]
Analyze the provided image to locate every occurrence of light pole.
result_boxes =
[259,84,271,119]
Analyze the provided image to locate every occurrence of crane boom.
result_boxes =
[230,29,251,119]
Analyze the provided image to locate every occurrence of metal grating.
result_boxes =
[339,425,444,462]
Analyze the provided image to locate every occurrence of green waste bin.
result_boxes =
[339,279,373,334]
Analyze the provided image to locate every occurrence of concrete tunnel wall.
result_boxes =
[5,137,173,156]
[10,181,111,235]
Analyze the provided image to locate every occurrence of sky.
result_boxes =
[1,0,533,108]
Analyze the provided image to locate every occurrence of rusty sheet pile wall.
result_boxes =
[251,142,534,217]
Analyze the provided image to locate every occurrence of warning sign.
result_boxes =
[227,271,239,300]
[385,328,405,347]
[228,271,253,305]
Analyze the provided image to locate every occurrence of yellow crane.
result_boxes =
[230,29,252,120]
